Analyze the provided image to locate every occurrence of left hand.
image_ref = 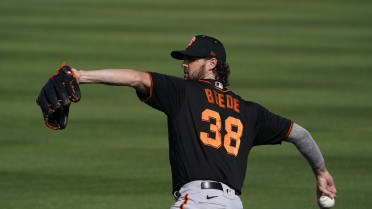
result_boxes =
[36,63,81,130]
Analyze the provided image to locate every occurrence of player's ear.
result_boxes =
[207,58,217,70]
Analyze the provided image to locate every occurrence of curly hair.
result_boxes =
[213,60,230,87]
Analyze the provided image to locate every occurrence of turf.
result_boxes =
[1,0,371,208]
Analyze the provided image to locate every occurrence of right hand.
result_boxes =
[315,164,337,208]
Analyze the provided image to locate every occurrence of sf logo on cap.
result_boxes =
[186,37,196,49]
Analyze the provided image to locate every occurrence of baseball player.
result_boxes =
[37,35,336,209]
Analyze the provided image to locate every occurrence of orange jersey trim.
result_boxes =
[285,121,294,139]
[180,194,189,209]
[214,86,231,93]
[141,72,153,103]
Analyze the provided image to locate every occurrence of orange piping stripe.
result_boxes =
[179,194,189,209]
[141,72,153,103]
[199,80,211,84]
[285,121,294,139]
[214,86,231,93]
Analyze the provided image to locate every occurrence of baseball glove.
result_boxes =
[36,63,81,130]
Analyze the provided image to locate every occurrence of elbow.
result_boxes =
[131,71,151,92]
[287,123,311,143]
[130,71,143,87]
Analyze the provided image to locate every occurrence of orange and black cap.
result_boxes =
[171,35,226,62]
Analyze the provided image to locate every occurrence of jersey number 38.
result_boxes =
[200,109,243,157]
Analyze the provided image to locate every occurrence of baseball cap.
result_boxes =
[171,35,226,62]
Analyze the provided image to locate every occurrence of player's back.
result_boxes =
[167,78,256,194]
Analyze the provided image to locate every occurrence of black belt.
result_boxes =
[201,181,239,195]
[201,181,223,190]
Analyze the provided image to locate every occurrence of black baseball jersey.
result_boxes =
[137,72,293,194]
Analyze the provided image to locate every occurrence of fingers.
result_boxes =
[37,90,59,130]
[37,79,69,130]
[37,89,53,116]
[329,184,337,194]
[327,183,337,198]
[44,80,61,109]
[325,172,337,197]
[317,172,337,199]
[53,79,71,106]
[318,185,335,198]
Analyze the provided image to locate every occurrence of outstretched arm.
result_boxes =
[72,68,151,94]
[285,123,337,204]
[36,66,152,130]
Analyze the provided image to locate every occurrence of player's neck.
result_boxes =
[202,71,216,80]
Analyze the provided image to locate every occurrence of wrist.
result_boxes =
[314,163,327,176]
[71,68,81,83]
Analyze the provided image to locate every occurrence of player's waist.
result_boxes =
[173,180,240,200]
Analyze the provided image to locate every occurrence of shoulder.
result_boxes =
[149,72,183,81]
[238,99,269,118]
[236,97,262,110]
[245,101,264,109]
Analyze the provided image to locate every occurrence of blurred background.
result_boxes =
[1,0,371,208]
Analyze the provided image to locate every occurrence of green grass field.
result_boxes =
[1,0,372,208]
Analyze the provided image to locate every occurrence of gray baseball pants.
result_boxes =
[170,180,243,209]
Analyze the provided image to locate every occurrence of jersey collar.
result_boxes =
[199,79,229,92]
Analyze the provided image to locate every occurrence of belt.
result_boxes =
[201,181,223,190]
[201,181,239,195]
[173,181,239,200]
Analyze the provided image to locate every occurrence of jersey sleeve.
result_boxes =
[252,103,293,146]
[136,72,186,115]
